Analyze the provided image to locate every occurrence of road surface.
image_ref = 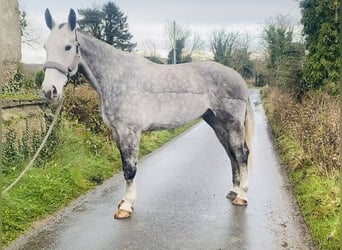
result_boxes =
[7,89,315,250]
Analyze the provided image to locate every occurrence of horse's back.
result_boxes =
[191,61,249,101]
[138,60,248,100]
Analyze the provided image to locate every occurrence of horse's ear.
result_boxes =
[45,8,55,30]
[68,9,77,31]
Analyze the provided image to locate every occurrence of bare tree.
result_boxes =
[164,21,191,51]
[210,30,240,66]
[188,32,205,57]
[19,6,39,49]
[239,32,252,51]
[141,40,158,57]
[164,21,205,63]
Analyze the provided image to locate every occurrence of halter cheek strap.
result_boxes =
[43,31,81,80]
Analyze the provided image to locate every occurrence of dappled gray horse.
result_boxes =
[42,9,254,219]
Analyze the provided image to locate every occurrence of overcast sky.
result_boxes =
[19,0,302,63]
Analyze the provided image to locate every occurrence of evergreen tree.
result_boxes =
[167,38,186,64]
[263,23,294,69]
[261,15,306,93]
[78,8,104,40]
[300,0,340,89]
[102,2,136,52]
[78,1,136,52]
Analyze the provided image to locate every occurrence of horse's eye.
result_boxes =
[65,45,72,51]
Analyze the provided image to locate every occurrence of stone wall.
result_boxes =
[1,1,50,161]
[2,100,49,149]
[1,0,21,83]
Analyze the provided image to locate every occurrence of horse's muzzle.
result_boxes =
[42,85,58,100]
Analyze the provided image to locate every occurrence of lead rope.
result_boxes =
[2,99,64,195]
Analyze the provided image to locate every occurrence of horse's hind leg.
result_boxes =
[113,126,141,219]
[203,109,250,206]
[224,124,249,206]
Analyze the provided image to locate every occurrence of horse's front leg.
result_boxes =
[113,126,141,219]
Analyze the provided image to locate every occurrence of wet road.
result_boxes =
[7,89,314,250]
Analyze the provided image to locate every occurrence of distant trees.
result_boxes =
[259,0,340,96]
[19,6,39,47]
[167,38,186,64]
[210,30,238,66]
[165,21,204,64]
[263,16,295,69]
[78,8,104,39]
[78,1,136,52]
[19,9,27,36]
[210,30,254,78]
[261,15,305,93]
[165,21,190,64]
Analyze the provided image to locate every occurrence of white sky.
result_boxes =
[19,0,302,63]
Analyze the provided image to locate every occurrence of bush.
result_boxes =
[2,70,39,99]
[35,70,45,88]
[263,87,339,174]
[63,85,108,134]
[2,71,25,93]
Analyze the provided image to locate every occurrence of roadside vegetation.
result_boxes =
[258,1,340,249]
[262,88,340,249]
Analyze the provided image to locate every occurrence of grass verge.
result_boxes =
[2,118,194,246]
[262,87,340,250]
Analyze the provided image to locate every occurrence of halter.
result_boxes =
[43,31,81,80]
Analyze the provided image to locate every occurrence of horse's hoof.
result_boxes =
[114,209,132,219]
[232,197,248,206]
[226,191,238,200]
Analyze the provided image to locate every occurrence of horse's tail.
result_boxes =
[245,97,255,170]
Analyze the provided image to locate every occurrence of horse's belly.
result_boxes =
[140,93,210,129]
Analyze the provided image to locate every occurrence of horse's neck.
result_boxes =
[78,59,101,93]
[78,32,128,94]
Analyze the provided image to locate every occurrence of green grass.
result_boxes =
[275,134,340,250]
[2,119,194,246]
[2,93,41,101]
[290,169,340,250]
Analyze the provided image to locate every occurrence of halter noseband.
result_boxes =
[43,31,81,80]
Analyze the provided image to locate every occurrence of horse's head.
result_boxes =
[41,9,80,100]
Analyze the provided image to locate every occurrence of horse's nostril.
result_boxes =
[44,89,52,100]
[52,85,57,96]
[43,85,57,100]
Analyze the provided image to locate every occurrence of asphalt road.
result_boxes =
[7,89,315,250]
